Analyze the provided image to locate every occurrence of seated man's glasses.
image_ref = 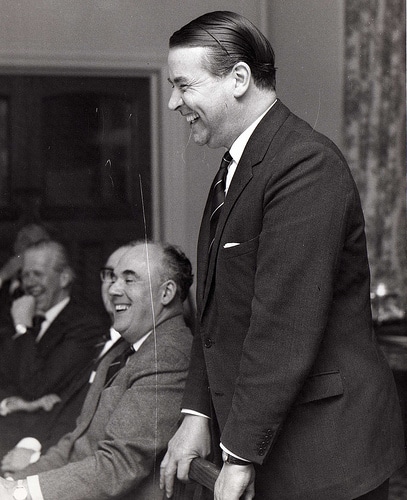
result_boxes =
[100,267,116,283]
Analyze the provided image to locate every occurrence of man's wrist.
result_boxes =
[222,450,252,466]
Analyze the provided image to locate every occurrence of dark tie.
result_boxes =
[31,314,46,338]
[104,343,134,386]
[209,151,232,253]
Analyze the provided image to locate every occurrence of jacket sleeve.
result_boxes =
[219,139,365,462]
[181,327,211,416]
[26,344,190,500]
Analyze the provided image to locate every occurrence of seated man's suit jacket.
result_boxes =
[0,300,106,456]
[183,100,405,499]
[14,314,192,500]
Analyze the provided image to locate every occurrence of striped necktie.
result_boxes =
[104,343,135,386]
[209,151,232,253]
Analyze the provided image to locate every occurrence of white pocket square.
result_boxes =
[223,242,240,248]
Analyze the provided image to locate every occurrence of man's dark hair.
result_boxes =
[162,244,193,302]
[169,10,276,90]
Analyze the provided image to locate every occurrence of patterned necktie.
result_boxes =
[209,151,232,253]
[104,343,135,386]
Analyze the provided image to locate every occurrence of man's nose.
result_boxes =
[108,280,122,296]
[23,274,36,287]
[168,88,183,110]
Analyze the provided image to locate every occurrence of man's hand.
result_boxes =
[11,295,36,327]
[0,477,16,499]
[0,255,22,285]
[214,463,255,500]
[0,394,61,415]
[36,394,61,412]
[1,447,35,473]
[160,414,211,498]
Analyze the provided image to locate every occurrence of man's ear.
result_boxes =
[161,280,177,305]
[59,270,73,289]
[232,61,251,98]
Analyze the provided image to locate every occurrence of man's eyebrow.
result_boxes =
[118,270,140,281]
[167,76,188,86]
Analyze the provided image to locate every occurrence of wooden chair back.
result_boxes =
[163,458,220,500]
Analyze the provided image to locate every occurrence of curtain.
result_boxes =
[344,0,406,309]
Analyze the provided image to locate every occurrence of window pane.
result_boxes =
[42,90,145,207]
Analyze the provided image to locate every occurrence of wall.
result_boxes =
[267,0,344,148]
[0,1,345,284]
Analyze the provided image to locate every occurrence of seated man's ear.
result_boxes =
[160,280,177,305]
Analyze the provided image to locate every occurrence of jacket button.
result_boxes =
[204,338,213,348]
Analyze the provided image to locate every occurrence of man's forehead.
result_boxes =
[114,244,161,273]
[168,46,207,72]
[24,247,54,265]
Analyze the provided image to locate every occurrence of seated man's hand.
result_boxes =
[37,394,61,412]
[1,447,35,473]
[0,397,29,415]
[0,394,61,416]
[11,295,36,328]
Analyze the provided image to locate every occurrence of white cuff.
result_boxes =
[181,409,210,419]
[0,398,10,416]
[16,438,42,453]
[16,437,42,463]
[27,476,44,500]
[220,443,250,462]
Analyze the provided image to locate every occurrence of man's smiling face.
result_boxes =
[108,244,164,344]
[167,46,234,149]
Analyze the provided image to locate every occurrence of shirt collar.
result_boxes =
[132,330,152,352]
[43,296,70,323]
[109,327,122,343]
[229,99,277,165]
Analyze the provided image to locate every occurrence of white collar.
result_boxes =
[229,99,277,166]
[132,331,152,351]
[43,296,70,323]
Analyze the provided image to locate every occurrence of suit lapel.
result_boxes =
[70,339,129,440]
[36,302,71,353]
[199,100,291,317]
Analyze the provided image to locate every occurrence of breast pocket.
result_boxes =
[221,235,259,259]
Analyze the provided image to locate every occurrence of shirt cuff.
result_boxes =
[16,437,42,463]
[0,398,10,416]
[181,409,210,419]
[27,476,44,500]
[220,443,250,462]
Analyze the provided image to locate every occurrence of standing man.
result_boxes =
[160,11,405,500]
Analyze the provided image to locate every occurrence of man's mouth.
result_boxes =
[185,113,199,124]
[115,304,130,312]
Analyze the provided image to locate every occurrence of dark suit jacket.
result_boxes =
[18,335,117,453]
[0,299,105,399]
[16,314,192,500]
[182,100,405,499]
[0,300,105,457]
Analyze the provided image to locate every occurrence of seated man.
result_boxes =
[0,240,106,456]
[1,243,135,472]
[0,223,51,325]
[0,241,193,500]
